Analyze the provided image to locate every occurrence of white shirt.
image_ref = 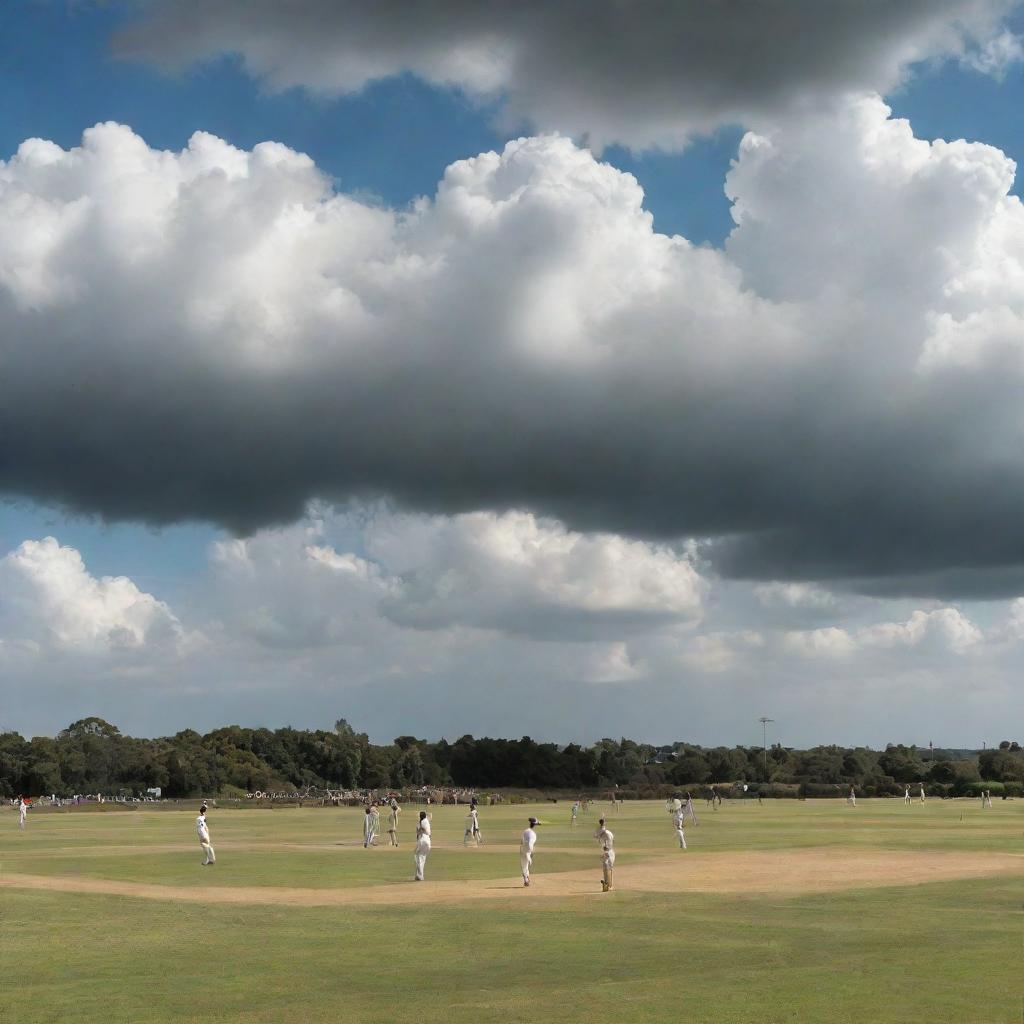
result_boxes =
[416,817,432,841]
[196,814,209,842]
[468,809,479,829]
[595,826,614,850]
[673,811,685,829]
[520,827,537,854]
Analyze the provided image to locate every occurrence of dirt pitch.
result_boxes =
[1,847,1019,907]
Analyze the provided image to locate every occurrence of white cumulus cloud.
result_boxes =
[0,537,183,652]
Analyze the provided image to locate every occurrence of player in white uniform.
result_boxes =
[18,797,27,830]
[464,807,482,845]
[196,804,216,865]
[983,790,993,808]
[413,811,431,880]
[363,806,377,848]
[672,807,687,849]
[847,786,856,807]
[904,786,912,805]
[520,817,539,886]
[571,801,579,827]
[387,800,400,846]
[595,818,615,891]
[919,784,926,804]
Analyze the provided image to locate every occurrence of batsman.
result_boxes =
[594,817,615,892]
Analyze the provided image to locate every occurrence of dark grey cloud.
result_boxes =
[115,0,1022,150]
[1,100,1023,595]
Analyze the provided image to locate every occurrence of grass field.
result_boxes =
[2,798,1021,1023]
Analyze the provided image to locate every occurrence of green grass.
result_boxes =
[2,799,1021,1023]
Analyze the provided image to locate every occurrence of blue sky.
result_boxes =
[3,2,1024,743]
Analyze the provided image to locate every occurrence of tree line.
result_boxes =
[1,716,1021,799]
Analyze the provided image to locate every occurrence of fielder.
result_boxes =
[595,817,615,891]
[413,811,431,880]
[983,790,993,809]
[847,787,856,807]
[387,800,401,846]
[363,806,377,848]
[464,806,482,846]
[520,817,539,887]
[196,804,216,865]
[18,797,27,830]
[571,800,579,827]
[919,784,926,804]
[904,786,912,805]
[673,806,687,849]
[683,793,699,826]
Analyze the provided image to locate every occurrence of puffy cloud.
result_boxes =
[0,537,183,652]
[204,507,702,644]
[783,607,984,658]
[116,0,1022,150]
[2,97,1024,595]
[369,509,703,637]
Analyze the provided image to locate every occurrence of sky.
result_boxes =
[2,0,1024,749]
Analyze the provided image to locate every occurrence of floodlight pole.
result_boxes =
[759,717,774,780]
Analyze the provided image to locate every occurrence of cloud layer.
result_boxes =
[2,99,1024,593]
[2,510,1019,745]
[117,0,1023,150]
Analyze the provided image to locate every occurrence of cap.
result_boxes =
[199,804,208,813]
[528,817,539,826]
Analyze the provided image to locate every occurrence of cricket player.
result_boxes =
[919,784,926,804]
[520,817,539,886]
[983,790,993,808]
[196,804,216,865]
[672,806,687,849]
[363,806,377,848]
[904,786,912,805]
[18,797,27,830]
[413,811,431,880]
[595,817,615,891]
[684,793,699,826]
[571,801,579,827]
[387,800,400,846]
[464,806,482,845]
[847,787,856,807]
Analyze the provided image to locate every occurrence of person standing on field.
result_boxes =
[672,806,687,849]
[196,804,216,865]
[571,800,579,827]
[919,784,926,804]
[363,806,377,848]
[413,810,431,880]
[520,817,539,886]
[595,817,615,891]
[387,800,400,846]
[904,786,912,805]
[847,786,856,807]
[18,797,28,830]
[466,806,482,845]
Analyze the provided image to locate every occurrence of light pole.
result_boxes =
[759,717,774,781]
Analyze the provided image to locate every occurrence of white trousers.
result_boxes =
[200,841,216,864]
[364,829,376,848]
[414,838,430,880]
[520,850,533,882]
[675,827,686,849]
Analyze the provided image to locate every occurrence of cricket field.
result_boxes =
[1,798,1021,1023]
